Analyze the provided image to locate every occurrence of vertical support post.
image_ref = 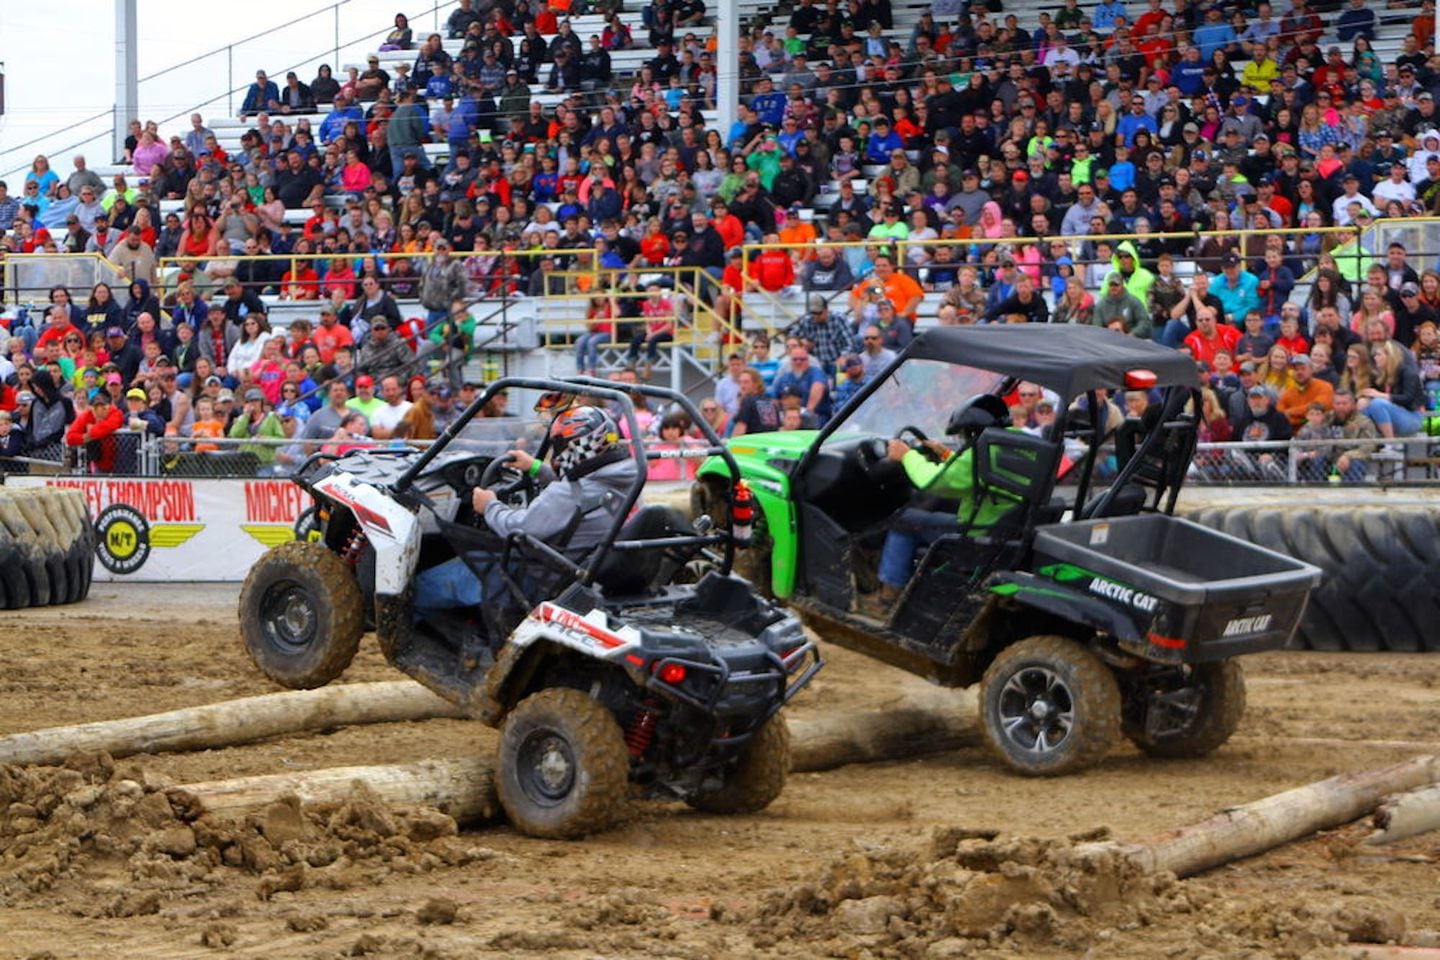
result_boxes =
[335,4,342,72]
[113,0,139,164]
[227,47,235,116]
[715,2,739,144]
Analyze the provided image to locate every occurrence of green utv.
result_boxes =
[694,325,1321,775]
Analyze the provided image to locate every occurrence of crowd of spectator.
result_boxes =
[0,271,489,474]
[4,0,1440,482]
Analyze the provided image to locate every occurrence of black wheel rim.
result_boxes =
[516,728,576,807]
[259,579,319,655]
[996,665,1075,755]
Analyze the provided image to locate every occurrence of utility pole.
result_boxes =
[114,0,138,164]
[716,4,738,144]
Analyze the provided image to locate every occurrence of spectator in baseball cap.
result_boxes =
[125,388,166,437]
[833,354,870,408]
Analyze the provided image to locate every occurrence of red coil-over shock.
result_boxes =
[730,481,755,547]
[338,525,368,566]
[624,702,659,758]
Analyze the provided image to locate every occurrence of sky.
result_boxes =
[0,0,446,180]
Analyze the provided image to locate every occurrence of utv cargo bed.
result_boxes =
[1031,514,1323,662]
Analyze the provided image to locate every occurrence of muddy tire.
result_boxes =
[0,488,94,609]
[980,635,1121,776]
[496,688,631,839]
[686,713,791,815]
[239,541,365,689]
[690,479,773,599]
[1188,506,1440,652]
[1123,661,1246,759]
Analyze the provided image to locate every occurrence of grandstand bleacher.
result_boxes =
[4,0,1440,479]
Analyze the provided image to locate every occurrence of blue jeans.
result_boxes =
[1364,398,1423,436]
[627,330,673,364]
[878,508,958,588]
[575,331,608,373]
[1154,318,1191,349]
[413,556,485,621]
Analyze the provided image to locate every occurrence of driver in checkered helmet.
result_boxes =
[413,405,641,620]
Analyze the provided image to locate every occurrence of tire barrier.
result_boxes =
[1186,506,1440,653]
[0,487,95,609]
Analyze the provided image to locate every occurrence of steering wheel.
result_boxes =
[860,424,944,474]
[479,455,537,507]
[896,424,950,463]
[896,425,929,446]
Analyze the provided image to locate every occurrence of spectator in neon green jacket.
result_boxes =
[1105,240,1156,305]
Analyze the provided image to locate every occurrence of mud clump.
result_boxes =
[0,755,495,917]
[747,828,1389,958]
[416,896,459,925]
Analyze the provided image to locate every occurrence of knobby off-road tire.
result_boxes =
[496,688,631,839]
[238,541,365,689]
[1123,661,1246,759]
[0,487,94,610]
[1187,506,1440,652]
[689,479,773,599]
[686,713,791,815]
[980,635,1122,776]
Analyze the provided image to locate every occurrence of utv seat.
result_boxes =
[1078,482,1147,519]
[590,505,697,596]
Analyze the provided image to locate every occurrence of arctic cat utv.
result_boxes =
[238,378,819,839]
[694,325,1320,775]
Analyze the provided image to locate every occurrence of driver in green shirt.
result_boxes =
[865,395,1020,614]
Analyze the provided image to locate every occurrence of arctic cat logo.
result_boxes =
[1222,614,1273,637]
[1088,577,1159,612]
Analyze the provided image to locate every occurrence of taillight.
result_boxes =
[657,663,687,684]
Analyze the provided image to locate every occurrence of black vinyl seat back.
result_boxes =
[590,504,697,596]
[973,427,1062,510]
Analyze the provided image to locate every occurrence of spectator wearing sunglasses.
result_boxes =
[33,306,82,351]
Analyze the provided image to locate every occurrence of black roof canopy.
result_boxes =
[904,325,1197,398]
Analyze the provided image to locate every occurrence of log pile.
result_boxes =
[0,682,467,767]
[5,689,1439,869]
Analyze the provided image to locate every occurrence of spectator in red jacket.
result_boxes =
[34,306,81,351]
[747,233,796,292]
[65,391,125,473]
[1185,308,1242,368]
[710,199,745,251]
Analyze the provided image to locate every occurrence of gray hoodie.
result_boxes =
[482,455,640,551]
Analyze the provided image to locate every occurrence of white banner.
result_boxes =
[6,476,313,581]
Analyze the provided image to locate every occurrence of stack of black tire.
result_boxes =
[1187,507,1440,652]
[0,487,95,608]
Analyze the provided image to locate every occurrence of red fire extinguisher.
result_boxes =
[731,481,754,547]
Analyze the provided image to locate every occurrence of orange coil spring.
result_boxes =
[624,709,658,758]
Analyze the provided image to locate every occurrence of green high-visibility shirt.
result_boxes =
[901,447,1022,531]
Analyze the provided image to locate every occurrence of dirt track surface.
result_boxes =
[2,583,1439,959]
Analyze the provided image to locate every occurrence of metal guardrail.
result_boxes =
[2,432,435,480]
[3,253,130,307]
[1189,436,1440,485]
[9,433,1439,485]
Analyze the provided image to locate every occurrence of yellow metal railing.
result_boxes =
[737,219,1439,285]
[533,269,745,372]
